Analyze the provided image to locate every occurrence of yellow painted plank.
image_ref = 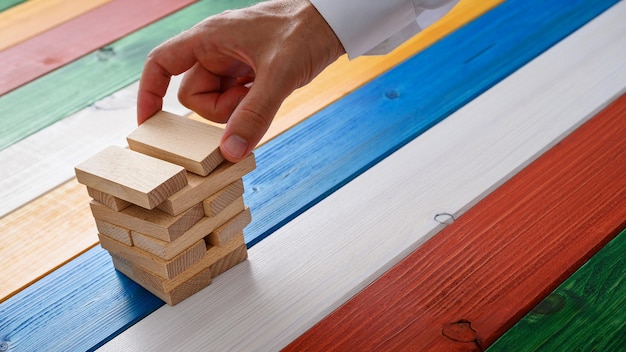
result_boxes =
[0,0,501,303]
[0,0,113,51]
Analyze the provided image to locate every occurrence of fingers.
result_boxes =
[137,33,200,124]
[220,72,291,162]
[178,64,250,123]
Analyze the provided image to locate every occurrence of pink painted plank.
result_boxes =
[0,0,196,95]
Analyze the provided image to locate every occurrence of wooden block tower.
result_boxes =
[75,111,256,305]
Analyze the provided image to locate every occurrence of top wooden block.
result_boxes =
[75,146,187,209]
[127,111,225,176]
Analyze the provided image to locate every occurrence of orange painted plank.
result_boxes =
[0,0,112,51]
[285,94,626,351]
[0,0,196,95]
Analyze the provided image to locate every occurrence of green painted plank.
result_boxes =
[0,0,257,151]
[0,0,26,12]
[489,227,626,351]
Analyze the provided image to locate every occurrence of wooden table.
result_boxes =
[0,0,624,350]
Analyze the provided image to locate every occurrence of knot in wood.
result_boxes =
[442,319,478,343]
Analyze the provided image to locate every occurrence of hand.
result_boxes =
[137,0,345,162]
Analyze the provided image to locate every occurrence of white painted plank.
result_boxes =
[0,75,187,217]
[101,3,626,351]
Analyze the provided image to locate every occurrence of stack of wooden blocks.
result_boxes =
[74,111,256,305]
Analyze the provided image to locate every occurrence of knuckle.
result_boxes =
[238,103,273,133]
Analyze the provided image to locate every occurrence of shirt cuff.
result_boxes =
[309,0,459,59]
[309,0,417,59]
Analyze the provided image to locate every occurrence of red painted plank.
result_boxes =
[284,94,626,351]
[0,0,196,95]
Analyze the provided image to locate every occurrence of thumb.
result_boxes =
[220,74,290,162]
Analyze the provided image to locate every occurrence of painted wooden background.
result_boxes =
[0,0,624,351]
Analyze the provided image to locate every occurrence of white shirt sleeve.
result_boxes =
[309,0,459,59]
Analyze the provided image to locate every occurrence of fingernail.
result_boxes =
[222,134,248,159]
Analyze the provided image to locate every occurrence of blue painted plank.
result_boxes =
[0,247,162,351]
[0,0,618,350]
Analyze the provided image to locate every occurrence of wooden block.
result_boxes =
[95,219,132,246]
[99,234,206,280]
[206,208,251,246]
[209,242,248,278]
[132,197,245,260]
[75,146,187,209]
[90,201,204,242]
[127,111,224,176]
[203,179,244,217]
[87,187,131,212]
[158,153,255,216]
[112,234,246,294]
[111,254,212,306]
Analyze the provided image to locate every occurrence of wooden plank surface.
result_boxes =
[101,4,626,349]
[242,0,620,247]
[0,1,616,349]
[0,0,26,12]
[285,92,626,352]
[488,227,626,351]
[0,0,196,95]
[0,0,111,51]
[0,0,497,303]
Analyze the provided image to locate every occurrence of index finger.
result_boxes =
[137,33,200,124]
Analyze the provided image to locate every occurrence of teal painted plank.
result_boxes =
[0,0,25,12]
[0,0,257,151]
[0,0,619,350]
[489,227,626,351]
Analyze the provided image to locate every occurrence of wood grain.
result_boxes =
[0,0,501,215]
[88,187,131,212]
[99,234,207,280]
[90,201,204,243]
[100,4,626,350]
[95,219,132,246]
[0,0,111,51]
[0,0,501,303]
[111,255,212,306]
[1,1,618,349]
[242,0,620,247]
[112,234,246,293]
[111,236,248,305]
[75,146,188,210]
[206,208,251,246]
[488,227,626,351]
[0,0,196,95]
[132,197,246,260]
[127,111,224,176]
[203,179,245,217]
[285,94,626,351]
[159,154,255,216]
